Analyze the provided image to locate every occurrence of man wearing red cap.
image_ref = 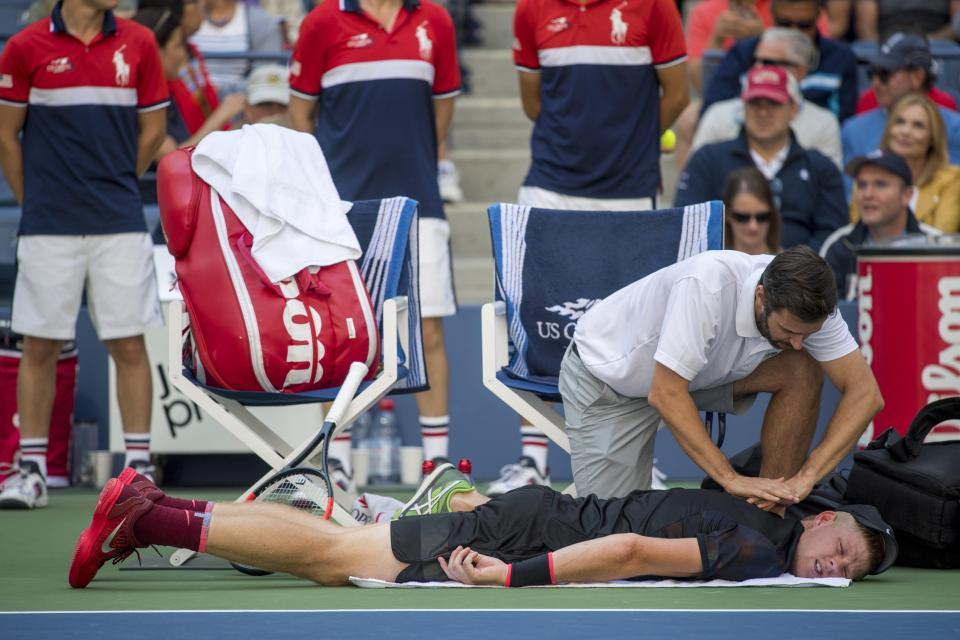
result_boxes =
[676,65,846,251]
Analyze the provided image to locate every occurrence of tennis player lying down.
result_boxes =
[68,465,897,589]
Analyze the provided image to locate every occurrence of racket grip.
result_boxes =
[326,362,369,426]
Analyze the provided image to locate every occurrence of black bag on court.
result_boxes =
[844,397,960,569]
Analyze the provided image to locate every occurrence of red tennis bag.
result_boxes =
[156,147,379,392]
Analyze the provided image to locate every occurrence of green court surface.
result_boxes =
[1,487,958,613]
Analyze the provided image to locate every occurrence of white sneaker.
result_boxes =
[486,456,550,497]
[329,457,357,494]
[438,159,464,203]
[0,461,49,509]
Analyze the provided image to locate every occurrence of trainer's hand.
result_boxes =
[724,475,800,508]
[438,546,508,586]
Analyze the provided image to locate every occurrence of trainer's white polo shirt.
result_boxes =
[573,251,858,398]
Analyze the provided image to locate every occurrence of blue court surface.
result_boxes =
[3,610,959,640]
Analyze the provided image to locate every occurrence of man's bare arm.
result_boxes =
[439,534,703,585]
[289,94,317,134]
[787,349,883,496]
[136,108,168,176]
[649,363,800,506]
[434,96,455,150]
[655,62,690,134]
[0,105,26,204]
[517,71,541,122]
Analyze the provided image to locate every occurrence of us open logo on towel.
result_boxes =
[278,278,326,389]
[536,298,600,340]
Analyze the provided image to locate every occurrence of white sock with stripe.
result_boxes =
[20,437,48,478]
[520,426,549,474]
[420,415,450,461]
[123,433,151,467]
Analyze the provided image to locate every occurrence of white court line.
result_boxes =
[2,609,958,615]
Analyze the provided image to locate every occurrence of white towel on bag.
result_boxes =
[192,123,360,282]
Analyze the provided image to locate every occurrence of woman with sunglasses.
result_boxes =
[851,93,960,233]
[723,166,782,254]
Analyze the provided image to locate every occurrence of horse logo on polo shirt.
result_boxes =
[415,21,432,60]
[610,2,628,45]
[113,45,131,87]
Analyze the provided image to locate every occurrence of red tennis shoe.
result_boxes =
[68,476,154,588]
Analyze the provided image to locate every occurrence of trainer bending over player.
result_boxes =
[69,465,896,589]
[560,246,884,508]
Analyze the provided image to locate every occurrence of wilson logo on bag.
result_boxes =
[156,147,379,392]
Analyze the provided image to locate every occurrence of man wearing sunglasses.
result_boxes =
[701,0,858,122]
[820,149,942,300]
[677,66,847,251]
[840,32,960,189]
[693,28,842,168]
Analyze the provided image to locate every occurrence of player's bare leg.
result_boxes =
[732,348,823,479]
[104,335,152,436]
[449,490,490,512]
[204,502,408,584]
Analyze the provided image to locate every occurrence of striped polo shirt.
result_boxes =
[0,2,169,236]
[513,0,686,200]
[289,0,461,220]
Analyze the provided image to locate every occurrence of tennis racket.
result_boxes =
[231,361,368,576]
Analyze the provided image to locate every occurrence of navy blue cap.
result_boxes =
[873,32,933,72]
[845,149,913,186]
[839,504,898,575]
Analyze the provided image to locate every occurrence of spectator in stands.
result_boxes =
[0,0,168,508]
[677,66,846,251]
[693,28,842,168]
[701,0,857,122]
[134,6,245,159]
[498,0,689,495]
[851,94,960,233]
[257,0,305,45]
[821,150,941,300]
[243,63,289,126]
[139,0,233,139]
[685,0,768,94]
[854,32,957,116]
[288,0,462,491]
[190,0,284,96]
[723,167,783,254]
[823,0,854,41]
[855,0,958,43]
[841,33,960,177]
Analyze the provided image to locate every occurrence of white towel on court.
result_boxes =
[349,575,850,588]
[192,123,359,283]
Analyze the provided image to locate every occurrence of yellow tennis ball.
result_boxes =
[660,129,677,152]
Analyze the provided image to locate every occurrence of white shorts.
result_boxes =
[518,186,654,211]
[418,217,457,318]
[12,233,163,341]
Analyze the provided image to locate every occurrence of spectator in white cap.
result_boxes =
[244,63,290,126]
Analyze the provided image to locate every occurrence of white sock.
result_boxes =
[123,433,151,467]
[520,426,549,474]
[364,492,405,522]
[420,415,449,461]
[330,427,352,475]
[20,438,48,478]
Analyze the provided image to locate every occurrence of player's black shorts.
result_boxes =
[390,485,595,582]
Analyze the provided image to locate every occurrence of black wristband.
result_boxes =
[507,553,555,587]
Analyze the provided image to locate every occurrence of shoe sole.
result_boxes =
[399,462,456,514]
[68,476,126,589]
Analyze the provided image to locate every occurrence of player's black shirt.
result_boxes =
[391,486,804,582]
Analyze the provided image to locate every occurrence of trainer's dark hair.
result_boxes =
[133,7,182,48]
[760,246,837,322]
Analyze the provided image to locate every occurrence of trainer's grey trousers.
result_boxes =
[558,341,755,499]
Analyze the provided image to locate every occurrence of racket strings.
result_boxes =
[258,472,332,517]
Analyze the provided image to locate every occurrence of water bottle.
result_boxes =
[366,399,401,484]
[351,411,372,450]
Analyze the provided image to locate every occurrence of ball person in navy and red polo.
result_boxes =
[485,0,691,495]
[0,0,169,508]
[288,0,462,487]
